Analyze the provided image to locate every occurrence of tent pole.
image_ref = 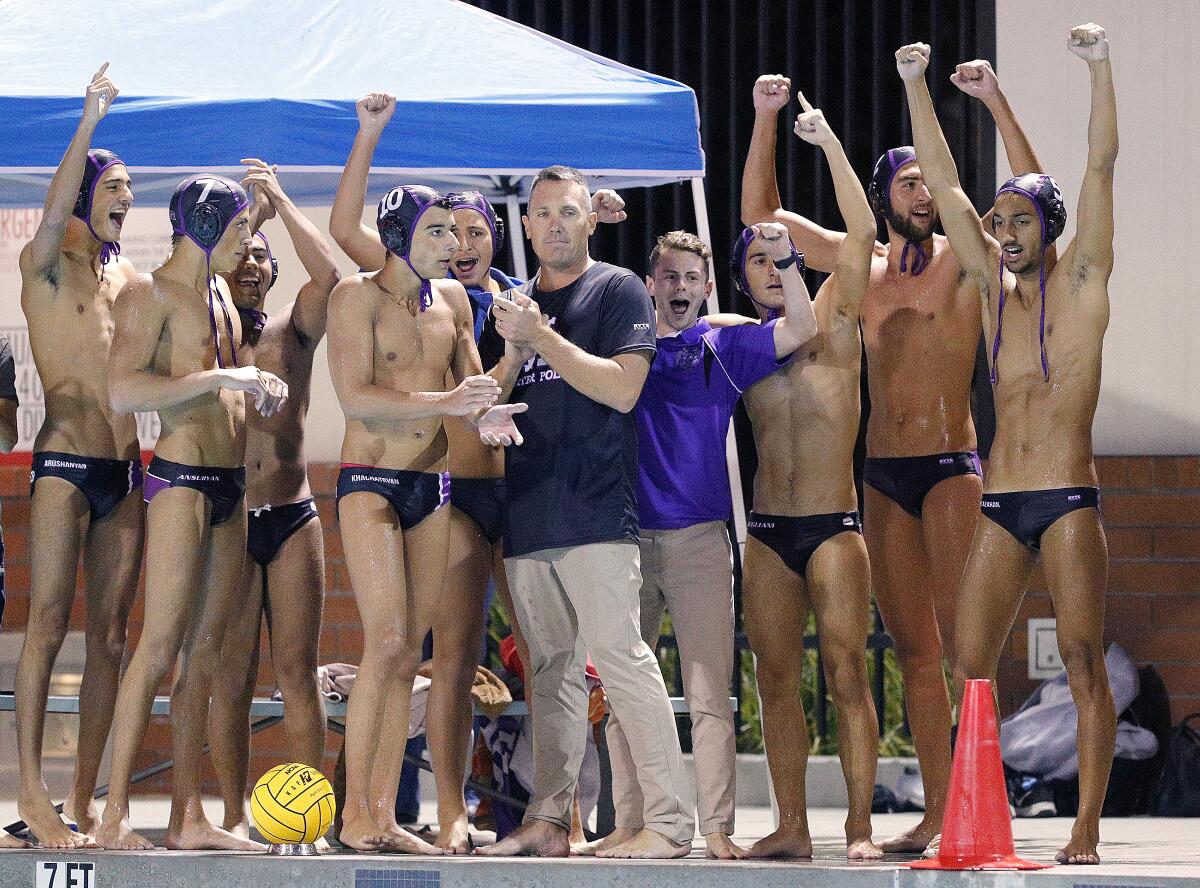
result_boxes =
[690,176,747,552]
[504,194,528,281]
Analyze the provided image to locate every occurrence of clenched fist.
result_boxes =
[896,43,931,82]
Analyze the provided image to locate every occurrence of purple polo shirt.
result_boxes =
[635,317,786,530]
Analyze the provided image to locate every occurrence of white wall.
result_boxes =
[997,2,1200,454]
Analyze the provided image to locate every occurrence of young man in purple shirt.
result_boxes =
[590,225,816,860]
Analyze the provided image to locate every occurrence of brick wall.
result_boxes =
[994,457,1200,721]
[1,456,1197,795]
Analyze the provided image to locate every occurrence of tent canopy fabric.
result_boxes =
[0,0,704,206]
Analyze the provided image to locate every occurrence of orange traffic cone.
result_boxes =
[908,678,1051,870]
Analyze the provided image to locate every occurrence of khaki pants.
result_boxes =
[504,541,695,844]
[607,521,737,835]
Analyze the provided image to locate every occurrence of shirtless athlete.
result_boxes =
[742,67,1044,852]
[15,64,143,848]
[326,181,520,852]
[737,95,881,860]
[898,25,1118,864]
[97,175,287,851]
[208,159,341,839]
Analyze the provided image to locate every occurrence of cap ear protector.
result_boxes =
[728,228,757,297]
[254,231,279,289]
[445,191,505,256]
[868,146,918,216]
[377,184,450,258]
[169,175,249,253]
[995,173,1067,245]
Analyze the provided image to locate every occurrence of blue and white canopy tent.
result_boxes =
[0,0,709,279]
[0,0,748,541]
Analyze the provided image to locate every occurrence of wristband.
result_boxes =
[772,247,806,274]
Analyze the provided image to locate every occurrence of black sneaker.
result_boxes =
[1014,778,1057,818]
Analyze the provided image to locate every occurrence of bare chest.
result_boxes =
[372,300,457,380]
[860,263,978,359]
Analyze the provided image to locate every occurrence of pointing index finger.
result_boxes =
[92,62,110,82]
[796,90,815,114]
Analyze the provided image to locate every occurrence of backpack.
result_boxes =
[1152,713,1200,816]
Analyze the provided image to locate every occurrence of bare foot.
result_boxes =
[339,816,388,852]
[749,824,812,859]
[314,836,332,853]
[572,827,638,856]
[880,816,940,854]
[598,828,691,859]
[0,830,32,849]
[62,794,100,837]
[18,792,89,849]
[224,818,250,840]
[1055,830,1100,865]
[847,836,884,860]
[475,820,569,857]
[165,818,266,851]
[435,815,471,854]
[379,824,443,855]
[96,814,154,851]
[704,831,747,860]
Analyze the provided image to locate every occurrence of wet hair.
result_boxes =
[529,165,591,204]
[648,230,712,279]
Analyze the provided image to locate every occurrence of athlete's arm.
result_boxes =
[491,291,652,414]
[21,65,117,278]
[793,94,876,325]
[900,44,996,283]
[327,277,499,421]
[741,75,850,274]
[951,60,1045,177]
[108,278,288,416]
[242,160,342,344]
[329,93,393,273]
[1066,24,1117,284]
[749,222,816,357]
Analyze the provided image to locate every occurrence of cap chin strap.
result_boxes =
[204,254,238,369]
[899,239,928,275]
[991,252,1049,385]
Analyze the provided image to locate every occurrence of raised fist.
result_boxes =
[896,43,931,82]
[752,74,792,114]
[356,93,396,132]
[792,90,834,145]
[592,189,627,224]
[752,221,793,262]
[950,59,999,99]
[83,63,118,126]
[1068,23,1108,62]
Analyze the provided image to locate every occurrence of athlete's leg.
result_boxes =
[208,555,263,836]
[952,515,1037,686]
[427,505,489,852]
[864,485,950,852]
[806,532,881,859]
[166,507,265,851]
[370,503,450,853]
[1040,509,1113,866]
[741,535,813,859]
[265,517,327,771]
[65,491,145,836]
[338,491,441,854]
[16,478,91,847]
[96,488,210,850]
[920,472,984,684]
